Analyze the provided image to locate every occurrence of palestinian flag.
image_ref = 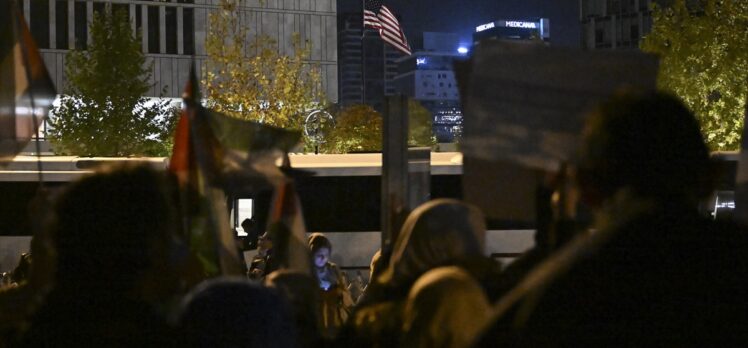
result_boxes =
[169,64,303,276]
[0,1,56,163]
[170,65,240,276]
[266,180,312,275]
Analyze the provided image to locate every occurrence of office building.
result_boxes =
[473,18,550,45]
[579,0,657,49]
[394,32,466,142]
[337,12,401,111]
[20,0,338,101]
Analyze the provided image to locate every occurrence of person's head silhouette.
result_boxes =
[51,163,176,294]
[576,91,713,207]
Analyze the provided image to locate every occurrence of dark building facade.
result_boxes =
[337,12,402,111]
[473,18,550,45]
[579,0,654,49]
[579,0,701,50]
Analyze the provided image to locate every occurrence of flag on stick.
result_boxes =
[170,65,240,276]
[0,1,56,163]
[266,180,312,275]
[169,64,304,276]
[363,0,411,55]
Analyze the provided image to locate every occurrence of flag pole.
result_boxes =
[14,4,45,188]
[361,1,366,105]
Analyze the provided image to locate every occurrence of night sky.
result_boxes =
[339,0,581,48]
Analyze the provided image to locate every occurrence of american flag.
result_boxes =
[363,0,411,55]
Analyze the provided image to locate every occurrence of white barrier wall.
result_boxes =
[0,230,536,274]
[0,236,32,273]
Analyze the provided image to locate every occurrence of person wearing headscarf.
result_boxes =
[340,198,500,347]
[401,266,491,348]
[308,233,353,339]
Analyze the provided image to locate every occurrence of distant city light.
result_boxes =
[416,57,427,65]
[457,47,469,54]
[505,21,537,29]
[476,22,495,32]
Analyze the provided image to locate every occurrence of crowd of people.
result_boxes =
[2,90,748,346]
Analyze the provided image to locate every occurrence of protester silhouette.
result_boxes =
[265,269,324,348]
[475,91,748,345]
[242,217,260,250]
[0,189,56,346]
[248,231,277,280]
[22,164,180,346]
[178,277,295,348]
[402,266,491,348]
[340,198,500,347]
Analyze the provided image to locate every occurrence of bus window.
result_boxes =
[234,198,253,237]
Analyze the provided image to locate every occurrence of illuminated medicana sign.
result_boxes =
[504,21,537,29]
[475,22,495,32]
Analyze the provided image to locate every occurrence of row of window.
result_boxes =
[594,25,640,44]
[25,0,194,55]
[422,81,454,88]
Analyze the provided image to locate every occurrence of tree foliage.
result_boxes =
[204,0,325,133]
[641,0,748,150]
[325,104,382,153]
[323,100,434,153]
[408,99,435,147]
[48,8,174,156]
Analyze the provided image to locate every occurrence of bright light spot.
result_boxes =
[457,47,469,54]
[416,57,427,65]
[505,21,537,29]
[476,22,495,32]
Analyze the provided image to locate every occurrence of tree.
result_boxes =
[324,100,434,154]
[325,105,382,153]
[408,99,435,147]
[48,8,174,156]
[641,0,748,150]
[204,0,325,134]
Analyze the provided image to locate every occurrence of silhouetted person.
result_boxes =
[491,173,581,300]
[476,91,748,345]
[242,217,259,250]
[340,199,500,347]
[248,231,277,280]
[178,277,295,348]
[22,164,179,347]
[0,195,56,346]
[265,270,324,348]
[402,266,491,348]
[10,253,32,286]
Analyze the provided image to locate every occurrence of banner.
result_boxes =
[459,41,658,222]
